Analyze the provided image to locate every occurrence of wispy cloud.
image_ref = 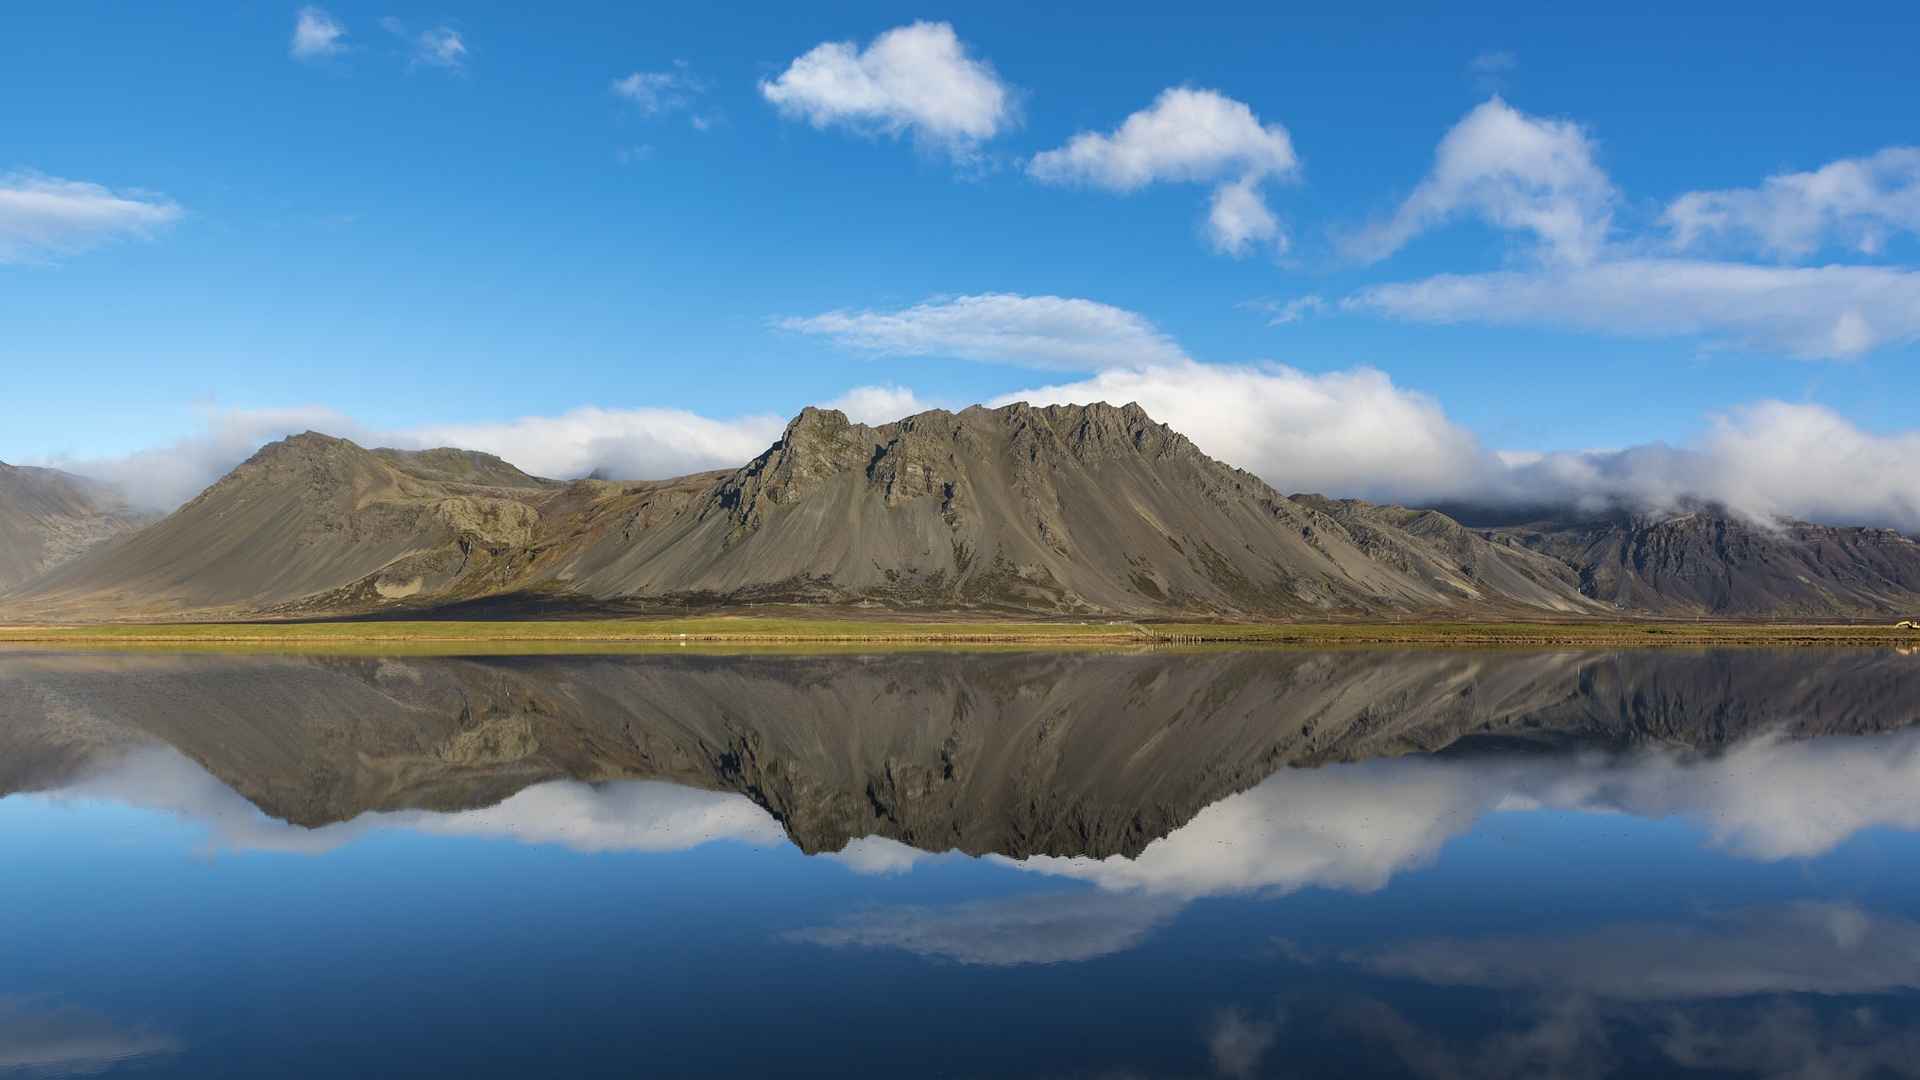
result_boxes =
[1242,294,1326,326]
[381,18,466,71]
[781,293,1190,371]
[760,21,1015,161]
[1029,87,1299,257]
[611,62,713,128]
[1663,145,1920,259]
[289,6,347,61]
[0,172,181,263]
[1346,258,1920,360]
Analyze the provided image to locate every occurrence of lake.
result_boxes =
[4,646,1919,1078]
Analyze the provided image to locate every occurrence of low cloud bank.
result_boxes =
[1002,362,1920,532]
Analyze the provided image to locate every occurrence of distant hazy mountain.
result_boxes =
[0,461,149,592]
[1455,505,1920,618]
[6,402,1920,620]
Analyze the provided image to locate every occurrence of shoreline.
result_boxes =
[2,616,1917,649]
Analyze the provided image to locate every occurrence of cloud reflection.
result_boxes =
[0,997,179,1076]
[51,746,784,856]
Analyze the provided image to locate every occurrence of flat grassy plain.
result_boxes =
[1,614,1917,649]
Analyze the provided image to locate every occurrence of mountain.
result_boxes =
[0,462,149,592]
[1457,505,1920,618]
[4,432,680,618]
[4,403,1608,620]
[7,402,1920,621]
[6,649,1915,856]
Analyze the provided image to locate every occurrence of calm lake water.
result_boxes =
[4,647,1920,1078]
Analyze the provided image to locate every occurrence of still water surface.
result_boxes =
[4,647,1920,1078]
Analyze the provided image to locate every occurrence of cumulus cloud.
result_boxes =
[819,384,929,425]
[759,21,1013,158]
[995,361,1490,506]
[781,293,1189,370]
[290,6,347,60]
[0,172,182,263]
[408,406,786,483]
[1664,146,1920,259]
[1029,87,1298,256]
[1208,175,1285,256]
[1343,97,1614,265]
[1347,257,1920,360]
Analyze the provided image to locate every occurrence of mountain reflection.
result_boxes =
[6,647,1919,872]
[9,646,1920,1077]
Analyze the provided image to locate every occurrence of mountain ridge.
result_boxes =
[5,403,1920,621]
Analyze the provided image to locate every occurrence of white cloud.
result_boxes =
[37,404,783,513]
[759,21,1013,158]
[408,406,785,483]
[1341,107,1920,362]
[781,293,1189,371]
[1028,87,1297,191]
[1029,87,1297,257]
[38,406,364,512]
[290,6,347,60]
[0,172,182,263]
[996,361,1489,505]
[999,357,1920,529]
[819,385,929,425]
[824,835,932,875]
[1208,174,1285,256]
[1346,257,1920,360]
[611,63,707,121]
[1664,145,1920,259]
[1343,97,1615,265]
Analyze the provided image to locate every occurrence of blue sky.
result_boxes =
[4,4,1918,522]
